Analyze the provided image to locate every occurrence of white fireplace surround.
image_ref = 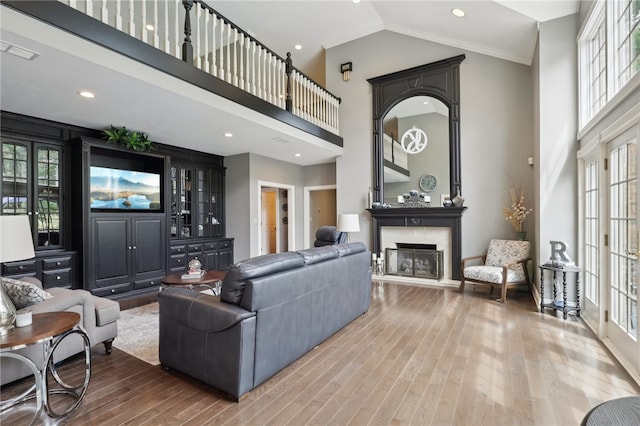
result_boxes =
[380,226,452,281]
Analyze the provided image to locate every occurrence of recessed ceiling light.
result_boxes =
[224,132,233,138]
[353,0,361,3]
[294,44,302,50]
[78,91,95,99]
[145,24,155,31]
[451,8,465,18]
[294,153,301,157]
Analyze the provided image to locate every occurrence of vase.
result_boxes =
[516,231,527,241]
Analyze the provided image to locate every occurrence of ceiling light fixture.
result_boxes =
[224,132,233,138]
[78,91,96,99]
[294,153,301,157]
[451,8,465,18]
[353,0,361,3]
[294,44,302,50]
[145,24,155,31]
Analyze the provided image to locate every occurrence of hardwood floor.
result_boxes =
[3,281,638,425]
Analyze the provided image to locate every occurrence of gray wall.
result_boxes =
[326,30,535,257]
[226,154,336,261]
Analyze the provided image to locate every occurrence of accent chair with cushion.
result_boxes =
[458,239,531,303]
[0,276,120,385]
[313,225,346,247]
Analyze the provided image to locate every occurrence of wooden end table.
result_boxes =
[160,270,226,295]
[0,311,91,424]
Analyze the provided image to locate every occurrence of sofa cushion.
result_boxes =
[221,252,304,305]
[1,277,53,310]
[297,246,339,265]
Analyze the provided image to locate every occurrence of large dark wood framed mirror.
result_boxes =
[368,54,465,205]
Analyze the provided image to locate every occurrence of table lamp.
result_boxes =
[337,213,360,242]
[0,215,35,335]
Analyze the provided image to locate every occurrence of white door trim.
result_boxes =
[257,181,295,256]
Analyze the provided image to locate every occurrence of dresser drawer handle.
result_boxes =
[111,289,116,293]
[56,276,61,280]
[56,262,61,266]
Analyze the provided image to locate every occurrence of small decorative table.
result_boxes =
[0,311,91,424]
[539,264,581,319]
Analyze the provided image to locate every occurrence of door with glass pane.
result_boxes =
[583,155,601,325]
[607,128,639,367]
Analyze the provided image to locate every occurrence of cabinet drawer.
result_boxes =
[188,243,203,254]
[170,255,187,268]
[42,256,72,270]
[219,239,233,249]
[171,245,187,255]
[91,282,131,298]
[134,277,162,290]
[42,269,72,288]
[2,260,37,275]
[203,242,218,251]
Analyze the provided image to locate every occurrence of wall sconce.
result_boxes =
[340,62,353,81]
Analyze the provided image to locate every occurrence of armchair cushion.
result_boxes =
[1,277,53,310]
[485,239,530,268]
[463,265,527,284]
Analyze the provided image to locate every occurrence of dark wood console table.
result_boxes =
[539,264,581,319]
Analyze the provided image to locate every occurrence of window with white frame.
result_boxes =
[579,0,640,128]
[584,159,600,305]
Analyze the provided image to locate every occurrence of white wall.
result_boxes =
[326,30,535,257]
[536,15,579,266]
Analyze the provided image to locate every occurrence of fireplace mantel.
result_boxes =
[368,207,466,280]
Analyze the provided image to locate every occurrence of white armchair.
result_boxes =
[458,239,531,303]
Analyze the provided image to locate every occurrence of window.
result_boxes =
[579,0,640,128]
[584,159,600,305]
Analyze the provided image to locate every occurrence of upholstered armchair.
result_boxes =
[458,239,531,303]
[313,226,347,247]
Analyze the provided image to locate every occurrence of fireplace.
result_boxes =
[386,243,444,280]
[368,207,466,280]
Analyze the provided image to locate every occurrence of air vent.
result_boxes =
[1,40,39,61]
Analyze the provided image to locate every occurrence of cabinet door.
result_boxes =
[210,167,223,237]
[34,143,63,248]
[1,141,30,216]
[132,217,165,278]
[92,218,130,289]
[196,168,211,238]
[203,250,218,270]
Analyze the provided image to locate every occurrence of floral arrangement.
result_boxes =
[503,188,532,232]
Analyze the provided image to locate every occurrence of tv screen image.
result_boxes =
[90,166,161,211]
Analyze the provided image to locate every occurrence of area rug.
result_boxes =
[113,302,160,365]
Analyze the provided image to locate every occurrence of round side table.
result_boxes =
[0,311,91,424]
[160,270,226,294]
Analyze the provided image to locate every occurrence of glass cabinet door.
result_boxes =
[1,141,30,216]
[35,144,62,247]
[210,168,222,237]
[1,140,63,249]
[197,168,210,238]
[179,168,193,238]
[170,166,178,238]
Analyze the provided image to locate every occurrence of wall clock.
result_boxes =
[419,174,437,192]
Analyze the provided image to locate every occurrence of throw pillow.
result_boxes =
[1,277,53,310]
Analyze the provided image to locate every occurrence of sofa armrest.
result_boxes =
[17,276,43,289]
[28,287,92,314]
[159,287,255,333]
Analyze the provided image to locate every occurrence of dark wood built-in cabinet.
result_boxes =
[1,114,233,300]
[90,216,166,297]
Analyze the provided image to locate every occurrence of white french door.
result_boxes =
[582,154,601,325]
[607,127,639,368]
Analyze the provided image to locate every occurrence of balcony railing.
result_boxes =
[58,0,340,135]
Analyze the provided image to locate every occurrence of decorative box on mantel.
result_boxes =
[367,207,467,280]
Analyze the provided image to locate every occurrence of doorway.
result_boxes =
[304,185,337,248]
[258,181,295,255]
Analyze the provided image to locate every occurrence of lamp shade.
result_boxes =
[337,214,360,233]
[0,215,35,263]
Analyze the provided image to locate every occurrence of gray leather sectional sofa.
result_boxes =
[158,242,371,400]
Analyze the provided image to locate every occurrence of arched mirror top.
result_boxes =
[368,54,465,206]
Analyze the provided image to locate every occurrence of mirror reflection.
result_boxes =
[382,96,449,206]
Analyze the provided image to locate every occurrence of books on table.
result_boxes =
[181,270,205,280]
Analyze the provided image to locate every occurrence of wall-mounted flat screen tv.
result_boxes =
[90,166,161,211]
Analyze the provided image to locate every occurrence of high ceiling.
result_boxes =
[0,1,579,166]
